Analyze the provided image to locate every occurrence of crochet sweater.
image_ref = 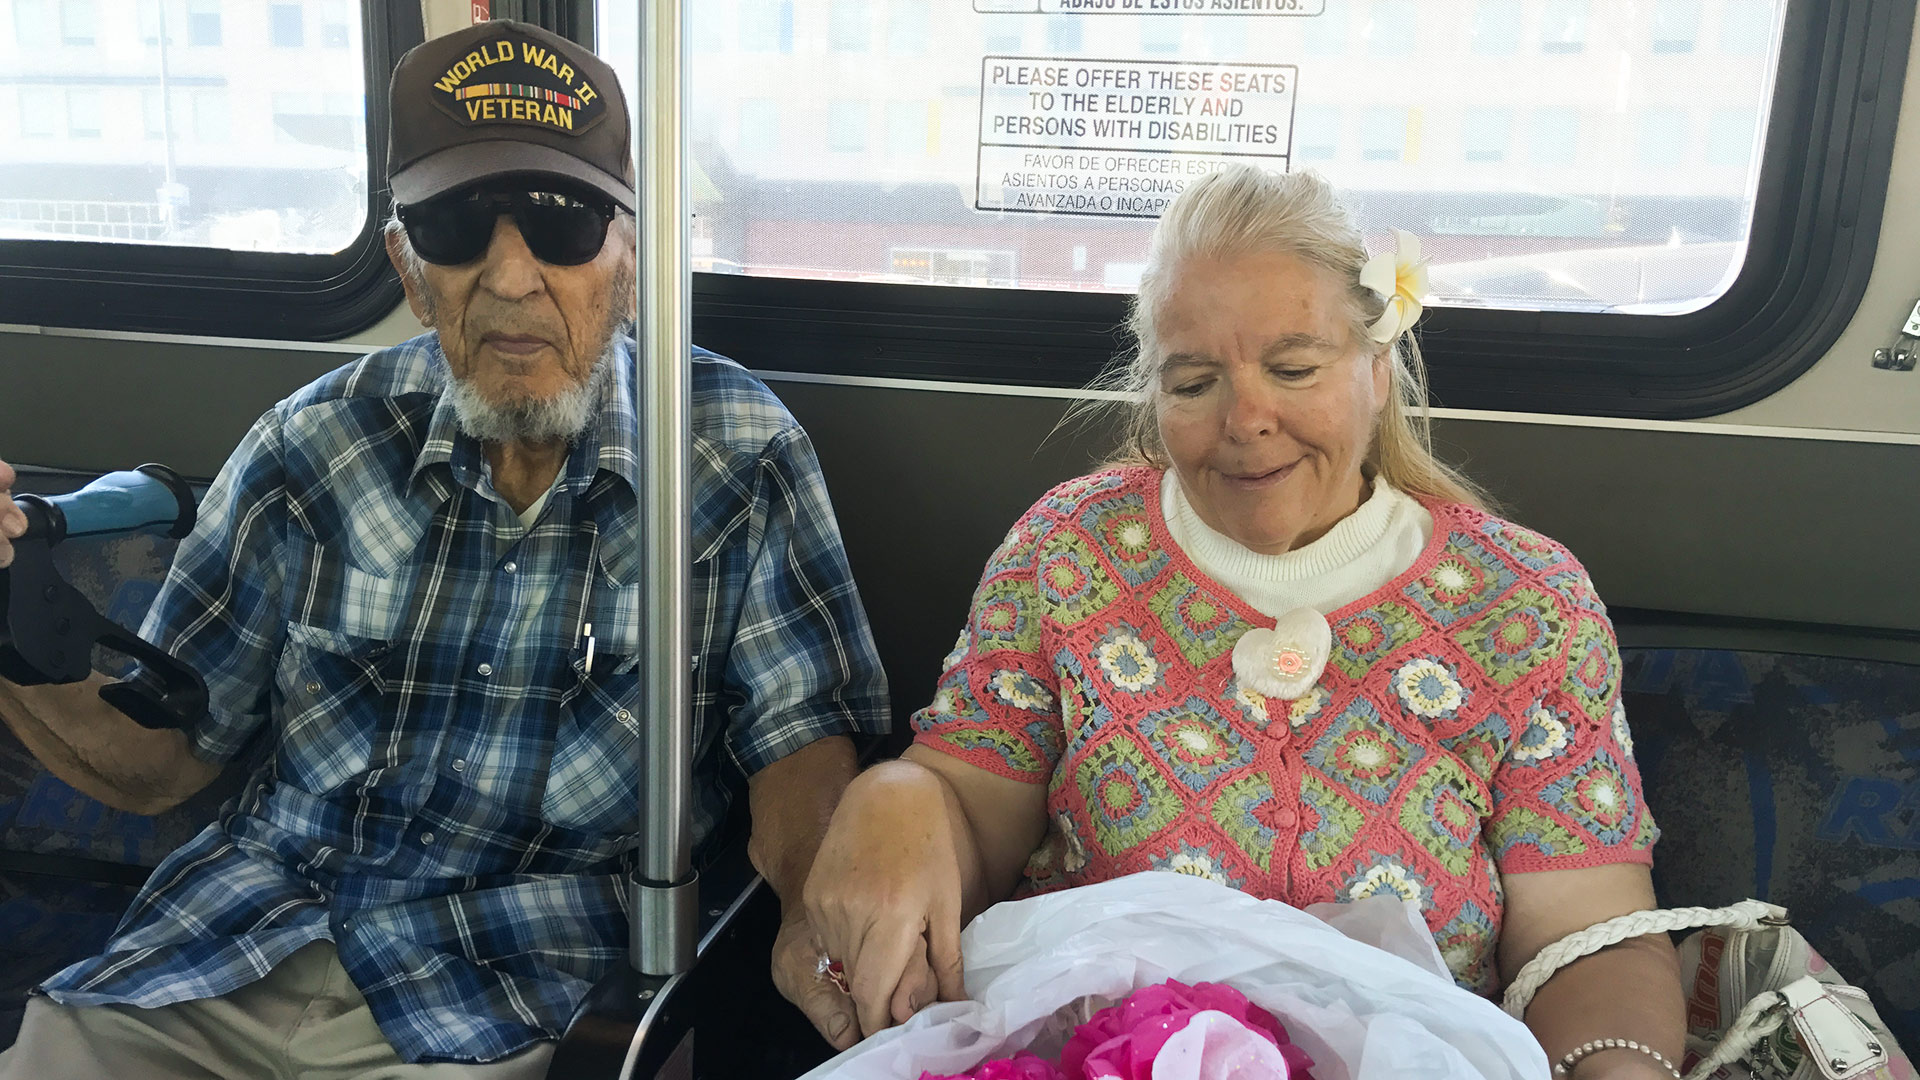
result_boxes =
[914,468,1658,994]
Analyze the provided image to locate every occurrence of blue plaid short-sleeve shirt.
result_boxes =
[36,333,890,1064]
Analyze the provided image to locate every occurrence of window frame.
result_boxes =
[684,0,1913,421]
[0,2,419,340]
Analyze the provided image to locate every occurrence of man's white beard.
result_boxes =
[447,342,616,445]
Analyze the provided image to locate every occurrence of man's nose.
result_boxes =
[477,216,543,300]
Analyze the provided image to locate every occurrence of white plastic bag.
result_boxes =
[799,872,1549,1080]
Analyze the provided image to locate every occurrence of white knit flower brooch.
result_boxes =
[1230,607,1333,701]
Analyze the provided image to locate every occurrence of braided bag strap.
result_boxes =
[1501,900,1787,1020]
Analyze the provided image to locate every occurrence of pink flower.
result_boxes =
[1057,979,1316,1080]
[919,1050,1070,1080]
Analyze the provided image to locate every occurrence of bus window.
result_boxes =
[1,0,370,255]
[599,0,1787,317]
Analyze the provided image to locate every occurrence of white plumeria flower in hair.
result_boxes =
[1359,227,1430,344]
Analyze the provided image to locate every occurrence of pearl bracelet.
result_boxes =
[1554,1039,1683,1079]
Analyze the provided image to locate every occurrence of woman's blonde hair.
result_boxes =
[1088,164,1486,510]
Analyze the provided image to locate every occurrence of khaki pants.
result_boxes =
[0,941,555,1080]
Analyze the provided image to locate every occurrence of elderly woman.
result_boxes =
[803,165,1684,1079]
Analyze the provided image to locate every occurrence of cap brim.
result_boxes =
[391,140,636,212]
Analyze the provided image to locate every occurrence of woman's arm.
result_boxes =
[804,743,1048,1046]
[1500,863,1686,1080]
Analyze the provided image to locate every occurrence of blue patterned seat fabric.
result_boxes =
[1623,647,1919,1053]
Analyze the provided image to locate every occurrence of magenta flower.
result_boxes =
[915,979,1312,1080]
[1058,979,1316,1080]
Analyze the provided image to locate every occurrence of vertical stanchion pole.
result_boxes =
[631,0,697,980]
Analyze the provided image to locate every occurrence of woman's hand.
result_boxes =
[0,458,26,569]
[804,758,970,1047]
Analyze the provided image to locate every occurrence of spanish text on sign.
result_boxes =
[977,57,1296,217]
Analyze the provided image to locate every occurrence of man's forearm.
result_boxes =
[747,734,860,905]
[0,674,217,814]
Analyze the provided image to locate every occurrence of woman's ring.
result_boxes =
[815,954,851,994]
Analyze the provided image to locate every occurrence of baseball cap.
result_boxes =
[387,19,635,212]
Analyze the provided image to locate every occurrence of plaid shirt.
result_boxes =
[36,333,889,1064]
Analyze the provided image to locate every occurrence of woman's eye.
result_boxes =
[1169,381,1212,398]
[1270,366,1315,381]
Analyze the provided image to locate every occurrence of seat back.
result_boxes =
[1622,644,1920,1052]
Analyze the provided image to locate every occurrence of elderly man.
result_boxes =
[0,20,884,1078]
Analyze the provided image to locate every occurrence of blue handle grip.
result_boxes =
[41,466,195,542]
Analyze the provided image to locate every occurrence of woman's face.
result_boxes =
[1153,250,1391,556]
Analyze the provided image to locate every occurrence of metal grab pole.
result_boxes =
[631,0,697,979]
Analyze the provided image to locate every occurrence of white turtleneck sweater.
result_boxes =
[1161,471,1435,618]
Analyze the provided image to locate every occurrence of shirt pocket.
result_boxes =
[274,623,392,797]
[540,650,643,836]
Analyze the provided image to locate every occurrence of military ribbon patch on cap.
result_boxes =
[430,34,605,136]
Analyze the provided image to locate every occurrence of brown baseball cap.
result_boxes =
[387,20,634,212]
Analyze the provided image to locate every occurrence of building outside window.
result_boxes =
[58,0,94,46]
[1462,106,1511,162]
[188,0,221,46]
[885,99,926,159]
[1637,106,1688,167]
[740,0,794,53]
[1140,19,1181,55]
[18,88,61,139]
[829,0,868,53]
[886,0,927,54]
[1303,2,1345,55]
[738,97,779,160]
[269,3,303,47]
[321,0,350,48]
[65,89,102,138]
[1530,106,1579,164]
[142,88,166,139]
[12,0,55,50]
[191,89,229,142]
[691,4,723,51]
[827,99,867,153]
[1471,0,1521,55]
[1719,0,1771,55]
[1367,0,1415,56]
[1294,104,1339,161]
[982,17,1020,53]
[1706,106,1759,167]
[1541,0,1588,54]
[1046,15,1080,52]
[1651,0,1701,54]
[1361,106,1407,161]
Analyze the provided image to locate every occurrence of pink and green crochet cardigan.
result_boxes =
[914,467,1658,994]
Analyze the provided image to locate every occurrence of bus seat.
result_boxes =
[1622,645,1920,1052]
[0,467,252,1049]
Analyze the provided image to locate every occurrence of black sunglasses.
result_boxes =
[397,186,616,267]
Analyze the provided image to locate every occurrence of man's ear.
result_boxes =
[385,228,434,327]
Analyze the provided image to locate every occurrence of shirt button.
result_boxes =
[476,663,493,677]
[420,832,435,845]
[502,560,517,574]
[305,680,321,694]
[1272,807,1298,831]
[615,709,632,724]
[452,758,467,772]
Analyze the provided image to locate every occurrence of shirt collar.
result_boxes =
[407,334,644,573]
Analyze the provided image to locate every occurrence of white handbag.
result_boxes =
[1500,900,1911,1080]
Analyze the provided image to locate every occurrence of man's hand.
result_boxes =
[0,458,26,569]
[770,910,861,1052]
